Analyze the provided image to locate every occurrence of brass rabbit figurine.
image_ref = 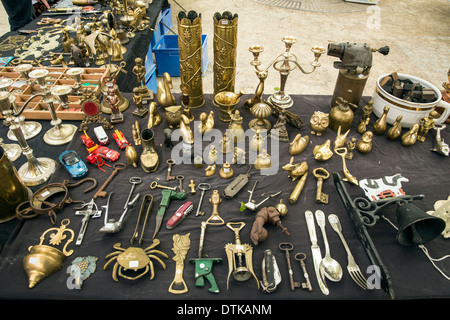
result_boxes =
[281,157,309,181]
[156,72,175,107]
[334,125,350,149]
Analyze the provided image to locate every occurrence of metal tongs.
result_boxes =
[240,180,281,211]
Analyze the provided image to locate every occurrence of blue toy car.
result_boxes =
[59,150,88,179]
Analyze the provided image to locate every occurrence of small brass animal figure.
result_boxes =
[309,111,329,136]
[282,157,308,181]
[386,115,403,140]
[156,72,175,107]
[289,133,309,155]
[357,131,373,153]
[313,139,333,161]
[334,125,350,149]
[198,110,215,134]
[401,123,419,146]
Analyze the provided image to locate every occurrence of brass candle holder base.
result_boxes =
[43,123,77,146]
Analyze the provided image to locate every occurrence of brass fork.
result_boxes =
[328,214,368,290]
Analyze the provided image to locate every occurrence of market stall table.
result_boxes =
[0,93,449,302]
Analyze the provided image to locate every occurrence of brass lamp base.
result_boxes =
[43,124,77,146]
[18,157,56,186]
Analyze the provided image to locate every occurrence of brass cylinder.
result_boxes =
[288,172,308,205]
[0,146,30,223]
[177,11,204,108]
[330,70,369,109]
[213,11,238,95]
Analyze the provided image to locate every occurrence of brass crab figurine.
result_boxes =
[103,239,169,281]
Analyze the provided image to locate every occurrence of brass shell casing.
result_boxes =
[213,13,238,95]
[177,14,204,108]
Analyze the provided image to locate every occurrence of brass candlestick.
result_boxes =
[0,77,42,141]
[28,69,77,145]
[0,91,56,186]
[249,36,325,109]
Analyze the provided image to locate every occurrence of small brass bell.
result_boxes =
[219,162,234,179]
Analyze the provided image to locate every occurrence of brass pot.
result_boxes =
[0,146,30,223]
[213,89,245,122]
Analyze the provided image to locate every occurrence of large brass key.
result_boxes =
[150,181,177,191]
[93,163,126,199]
[313,167,330,204]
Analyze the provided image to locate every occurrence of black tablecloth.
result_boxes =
[0,93,449,303]
[0,0,169,92]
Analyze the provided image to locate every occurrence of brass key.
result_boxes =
[166,159,176,181]
[313,167,330,204]
[150,181,177,191]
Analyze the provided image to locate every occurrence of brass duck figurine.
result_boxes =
[357,131,373,153]
[386,115,403,140]
[313,139,333,161]
[179,114,194,144]
[156,72,175,107]
[289,133,309,155]
[373,105,390,135]
[401,123,419,146]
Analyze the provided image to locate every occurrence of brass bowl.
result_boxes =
[213,89,245,122]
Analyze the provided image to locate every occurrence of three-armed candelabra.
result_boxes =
[249,36,325,109]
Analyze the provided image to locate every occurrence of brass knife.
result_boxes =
[305,210,329,295]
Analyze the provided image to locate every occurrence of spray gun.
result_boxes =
[327,42,390,108]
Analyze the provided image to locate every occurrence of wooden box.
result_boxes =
[0,66,109,120]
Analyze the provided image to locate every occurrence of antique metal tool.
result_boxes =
[223,165,252,199]
[224,222,260,289]
[313,167,330,204]
[166,158,176,181]
[190,190,224,293]
[260,249,281,293]
[334,147,358,185]
[153,189,187,239]
[93,163,126,199]
[75,199,102,246]
[176,175,185,192]
[305,210,329,295]
[294,252,313,291]
[279,242,300,291]
[166,201,194,229]
[168,233,190,294]
[240,180,281,211]
[131,194,154,245]
[195,183,211,216]
[100,177,141,233]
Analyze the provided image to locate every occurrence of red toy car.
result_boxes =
[112,130,129,149]
[87,145,120,162]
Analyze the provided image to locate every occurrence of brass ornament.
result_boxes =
[156,72,175,108]
[357,131,373,153]
[282,157,308,181]
[386,115,403,140]
[329,96,355,132]
[198,110,215,134]
[289,133,309,155]
[418,110,439,142]
[373,105,390,135]
[165,105,182,129]
[147,101,162,128]
[103,240,169,282]
[334,147,358,185]
[23,219,74,288]
[228,110,245,143]
[401,123,419,146]
[254,149,272,171]
[249,102,272,132]
[140,129,159,172]
[125,145,138,167]
[310,111,329,136]
[177,11,204,108]
[334,125,350,149]
[219,162,234,179]
[313,140,333,161]
[205,164,216,177]
[213,11,238,95]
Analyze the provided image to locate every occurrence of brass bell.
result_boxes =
[396,203,446,246]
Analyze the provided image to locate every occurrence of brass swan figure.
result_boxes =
[156,72,175,107]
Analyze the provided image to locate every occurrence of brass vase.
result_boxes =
[213,11,238,95]
[0,146,31,223]
[140,129,159,173]
[177,11,204,108]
